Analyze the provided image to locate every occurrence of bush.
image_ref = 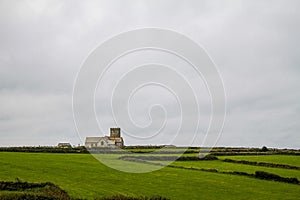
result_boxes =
[255,171,299,184]
[119,155,217,162]
[223,159,300,170]
[0,181,71,200]
[0,146,88,154]
[261,146,269,152]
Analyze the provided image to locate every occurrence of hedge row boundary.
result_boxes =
[120,157,300,185]
[223,158,300,170]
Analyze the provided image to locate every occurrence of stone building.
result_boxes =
[85,128,124,148]
[57,142,72,148]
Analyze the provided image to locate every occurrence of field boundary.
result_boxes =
[222,158,300,170]
[119,156,300,185]
[0,147,299,155]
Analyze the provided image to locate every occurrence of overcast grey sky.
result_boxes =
[0,0,299,148]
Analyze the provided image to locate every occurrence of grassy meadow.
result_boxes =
[0,151,299,199]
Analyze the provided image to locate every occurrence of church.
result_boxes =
[85,128,124,148]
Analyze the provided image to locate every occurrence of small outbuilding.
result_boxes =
[57,142,72,148]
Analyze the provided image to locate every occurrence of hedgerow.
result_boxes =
[223,158,300,170]
[119,155,217,161]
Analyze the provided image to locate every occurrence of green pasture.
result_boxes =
[0,152,299,200]
[220,155,300,166]
[163,160,300,179]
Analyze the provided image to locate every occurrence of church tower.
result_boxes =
[110,128,121,138]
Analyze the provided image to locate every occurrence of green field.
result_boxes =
[220,155,300,166]
[0,152,299,199]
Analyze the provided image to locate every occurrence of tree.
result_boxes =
[261,146,269,152]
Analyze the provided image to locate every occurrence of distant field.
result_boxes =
[0,152,299,199]
[163,159,300,179]
[220,155,300,166]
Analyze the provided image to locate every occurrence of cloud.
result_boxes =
[0,0,299,148]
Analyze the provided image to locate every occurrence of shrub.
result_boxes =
[255,171,299,184]
[0,181,71,200]
[119,155,217,162]
[222,159,300,170]
[261,146,269,152]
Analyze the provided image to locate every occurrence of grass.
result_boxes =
[220,155,300,166]
[0,180,71,199]
[0,152,299,199]
[162,160,300,179]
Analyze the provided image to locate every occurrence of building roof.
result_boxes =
[85,137,101,143]
[85,136,116,143]
[57,142,71,145]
